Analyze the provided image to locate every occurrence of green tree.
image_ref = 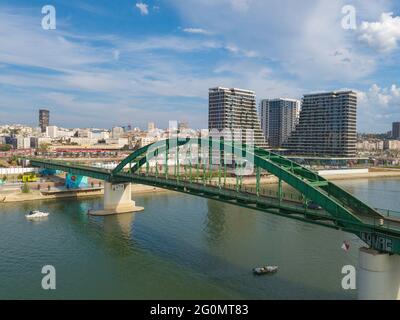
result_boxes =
[0,144,11,151]
[38,143,51,153]
[0,159,9,168]
[7,155,18,166]
[21,182,30,193]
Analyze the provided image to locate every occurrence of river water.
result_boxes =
[0,178,399,299]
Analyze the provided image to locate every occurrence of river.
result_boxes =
[0,177,399,299]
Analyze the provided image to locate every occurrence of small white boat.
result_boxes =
[253,266,278,275]
[25,210,49,219]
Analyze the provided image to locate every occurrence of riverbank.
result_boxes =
[2,168,399,204]
[322,170,400,181]
[320,168,400,181]
[0,184,168,203]
[235,168,400,185]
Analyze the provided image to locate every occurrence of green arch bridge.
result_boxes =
[26,137,400,255]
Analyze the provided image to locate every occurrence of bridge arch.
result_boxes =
[112,137,384,228]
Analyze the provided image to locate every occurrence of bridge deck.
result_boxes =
[123,172,400,231]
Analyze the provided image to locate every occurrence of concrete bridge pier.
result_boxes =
[358,247,400,300]
[89,182,144,216]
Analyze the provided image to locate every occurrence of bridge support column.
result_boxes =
[357,247,400,300]
[89,182,144,216]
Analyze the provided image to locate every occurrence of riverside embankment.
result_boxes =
[1,168,399,204]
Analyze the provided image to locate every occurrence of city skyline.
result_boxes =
[0,102,398,135]
[0,1,400,132]
[2,0,400,304]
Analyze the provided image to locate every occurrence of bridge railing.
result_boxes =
[132,170,400,229]
[376,208,400,219]
[138,171,305,203]
[208,181,304,203]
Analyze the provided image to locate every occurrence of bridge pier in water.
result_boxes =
[89,182,144,216]
[358,247,400,300]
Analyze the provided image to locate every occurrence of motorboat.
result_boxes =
[253,266,278,275]
[25,210,49,219]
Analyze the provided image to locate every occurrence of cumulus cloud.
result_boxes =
[359,12,400,53]
[135,2,149,15]
[358,84,400,107]
[357,84,400,132]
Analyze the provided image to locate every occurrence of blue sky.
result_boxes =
[0,0,399,132]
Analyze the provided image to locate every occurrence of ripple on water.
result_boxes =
[1,180,392,300]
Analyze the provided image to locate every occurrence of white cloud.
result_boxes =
[357,84,400,132]
[171,0,390,83]
[0,11,108,71]
[230,0,251,12]
[358,84,400,108]
[116,35,258,59]
[211,61,301,99]
[183,28,210,35]
[359,12,400,53]
[224,44,258,58]
[0,2,398,130]
[0,9,287,128]
[135,2,149,15]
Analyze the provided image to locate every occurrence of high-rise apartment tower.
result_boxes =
[208,87,267,148]
[392,122,400,139]
[260,98,300,148]
[39,109,50,133]
[283,91,357,157]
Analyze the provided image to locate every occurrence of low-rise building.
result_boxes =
[92,130,110,140]
[10,136,31,149]
[46,125,58,138]
[139,136,158,148]
[76,129,93,139]
[30,137,52,149]
[384,140,400,150]
[112,127,124,139]
[69,137,99,146]
[105,138,129,148]
[357,140,384,151]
